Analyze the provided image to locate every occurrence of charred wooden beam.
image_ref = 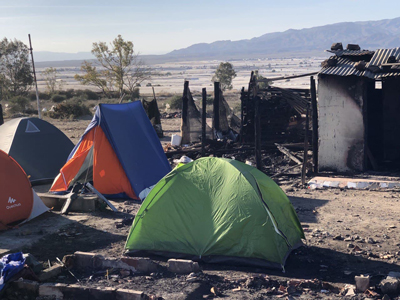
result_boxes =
[301,105,310,185]
[213,82,220,136]
[201,88,207,156]
[255,95,262,170]
[310,76,318,173]
[275,143,302,165]
[256,71,318,83]
[240,87,245,145]
[180,81,190,144]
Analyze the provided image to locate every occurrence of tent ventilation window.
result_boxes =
[25,120,40,133]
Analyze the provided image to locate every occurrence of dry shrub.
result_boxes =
[48,98,91,119]
[8,96,32,113]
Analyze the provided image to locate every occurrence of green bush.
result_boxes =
[83,89,99,100]
[167,95,182,110]
[48,99,91,119]
[57,89,75,99]
[28,91,50,101]
[206,96,214,106]
[8,96,31,113]
[51,94,67,103]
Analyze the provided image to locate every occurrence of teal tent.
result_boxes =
[125,157,304,269]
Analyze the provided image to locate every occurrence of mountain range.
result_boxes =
[35,17,400,65]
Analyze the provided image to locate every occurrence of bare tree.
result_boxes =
[75,35,152,98]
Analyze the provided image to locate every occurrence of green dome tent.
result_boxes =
[125,157,304,269]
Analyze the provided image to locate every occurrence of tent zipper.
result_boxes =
[251,175,292,249]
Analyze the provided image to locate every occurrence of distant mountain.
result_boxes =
[34,17,400,65]
[167,17,400,59]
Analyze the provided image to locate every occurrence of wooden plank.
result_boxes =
[271,163,302,178]
[61,193,78,215]
[256,71,319,83]
[275,143,302,165]
[85,183,118,212]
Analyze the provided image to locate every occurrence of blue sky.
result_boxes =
[1,0,400,54]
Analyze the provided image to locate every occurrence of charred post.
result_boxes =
[0,104,3,125]
[302,105,310,185]
[240,87,245,145]
[180,81,190,144]
[310,76,318,173]
[201,88,207,156]
[255,95,262,170]
[213,82,220,136]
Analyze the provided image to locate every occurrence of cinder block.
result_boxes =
[116,288,146,300]
[38,264,64,281]
[63,284,91,299]
[167,259,200,274]
[89,286,116,299]
[12,279,39,294]
[74,251,102,269]
[39,283,66,299]
[121,257,158,273]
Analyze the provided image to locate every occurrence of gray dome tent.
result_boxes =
[0,117,74,184]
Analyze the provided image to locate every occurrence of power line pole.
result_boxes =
[28,34,41,119]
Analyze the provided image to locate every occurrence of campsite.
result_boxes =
[2,64,400,299]
[3,8,400,297]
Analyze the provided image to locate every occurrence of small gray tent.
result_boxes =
[0,117,74,184]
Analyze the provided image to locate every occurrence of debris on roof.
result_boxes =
[320,46,400,79]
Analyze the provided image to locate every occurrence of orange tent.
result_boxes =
[50,102,171,200]
[0,150,48,230]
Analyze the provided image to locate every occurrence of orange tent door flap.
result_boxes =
[50,130,95,192]
[93,127,137,200]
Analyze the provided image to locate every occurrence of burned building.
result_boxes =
[240,76,311,145]
[318,44,400,172]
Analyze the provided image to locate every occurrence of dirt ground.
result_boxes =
[3,113,400,299]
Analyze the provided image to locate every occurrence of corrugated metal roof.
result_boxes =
[368,48,400,67]
[319,57,366,77]
[327,49,375,57]
[320,47,400,79]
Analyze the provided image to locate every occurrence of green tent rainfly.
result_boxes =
[125,157,305,269]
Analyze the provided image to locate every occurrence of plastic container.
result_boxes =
[171,134,182,146]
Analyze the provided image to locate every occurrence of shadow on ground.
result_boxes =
[289,196,329,223]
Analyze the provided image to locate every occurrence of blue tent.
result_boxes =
[51,101,171,199]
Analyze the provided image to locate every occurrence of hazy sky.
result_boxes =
[1,0,400,54]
